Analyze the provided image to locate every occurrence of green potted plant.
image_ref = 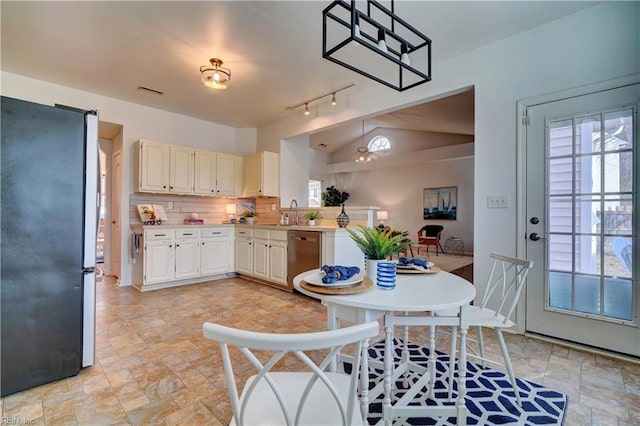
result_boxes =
[304,211,323,226]
[321,186,349,207]
[241,210,258,224]
[346,225,411,282]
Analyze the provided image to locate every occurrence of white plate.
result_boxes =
[303,271,364,288]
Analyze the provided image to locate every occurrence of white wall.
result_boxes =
[258,2,640,292]
[340,157,474,252]
[280,135,311,207]
[1,72,257,285]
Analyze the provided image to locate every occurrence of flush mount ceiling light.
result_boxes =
[285,83,355,116]
[200,58,231,90]
[323,0,432,91]
[353,121,377,163]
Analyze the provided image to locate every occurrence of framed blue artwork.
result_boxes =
[423,186,457,220]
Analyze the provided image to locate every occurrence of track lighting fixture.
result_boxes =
[323,0,432,91]
[285,83,355,116]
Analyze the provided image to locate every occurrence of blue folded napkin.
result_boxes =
[321,265,361,284]
[397,257,429,268]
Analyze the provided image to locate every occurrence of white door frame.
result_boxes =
[515,73,640,334]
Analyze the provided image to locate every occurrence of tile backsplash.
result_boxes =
[129,193,280,226]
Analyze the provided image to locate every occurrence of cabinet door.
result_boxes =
[253,238,269,279]
[175,239,200,279]
[144,240,174,283]
[243,153,262,197]
[235,238,253,275]
[269,240,288,285]
[169,146,194,193]
[215,153,235,196]
[194,151,216,195]
[139,141,169,192]
[201,239,231,275]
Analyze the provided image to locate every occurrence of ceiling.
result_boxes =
[309,88,474,153]
[2,1,596,139]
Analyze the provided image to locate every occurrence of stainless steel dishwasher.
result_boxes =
[287,230,322,289]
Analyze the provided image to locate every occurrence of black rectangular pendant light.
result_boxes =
[322,0,432,91]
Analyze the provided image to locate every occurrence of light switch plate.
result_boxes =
[487,194,508,208]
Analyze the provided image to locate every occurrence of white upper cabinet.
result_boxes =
[137,140,170,193]
[243,151,279,197]
[194,150,217,195]
[169,146,194,194]
[137,140,242,197]
[215,153,236,196]
[194,151,237,196]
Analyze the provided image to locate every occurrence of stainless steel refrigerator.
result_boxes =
[1,96,98,396]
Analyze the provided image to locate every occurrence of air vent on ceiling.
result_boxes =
[137,85,164,96]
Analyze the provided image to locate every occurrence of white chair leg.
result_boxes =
[360,337,371,421]
[448,326,458,401]
[477,325,485,367]
[495,328,522,406]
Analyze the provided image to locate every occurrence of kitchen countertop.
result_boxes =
[131,223,350,232]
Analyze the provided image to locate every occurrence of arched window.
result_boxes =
[368,135,391,152]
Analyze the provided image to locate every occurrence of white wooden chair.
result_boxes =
[202,320,379,426]
[435,252,534,405]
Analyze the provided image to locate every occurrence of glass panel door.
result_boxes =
[525,84,639,356]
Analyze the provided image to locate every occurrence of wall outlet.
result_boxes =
[271,203,276,211]
[487,194,508,208]
[168,202,174,210]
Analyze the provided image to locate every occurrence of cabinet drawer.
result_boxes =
[269,230,288,241]
[145,229,174,240]
[176,229,198,239]
[253,229,270,239]
[235,228,253,238]
[200,228,231,239]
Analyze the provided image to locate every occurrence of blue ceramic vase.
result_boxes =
[376,261,396,290]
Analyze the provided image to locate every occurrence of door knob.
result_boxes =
[111,220,117,224]
[529,232,542,241]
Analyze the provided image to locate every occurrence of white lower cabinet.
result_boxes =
[175,239,200,279]
[135,227,232,291]
[235,229,254,275]
[268,239,287,285]
[200,228,233,275]
[235,228,288,289]
[253,238,269,280]
[144,238,174,284]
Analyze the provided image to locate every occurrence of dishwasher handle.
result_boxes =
[290,236,318,242]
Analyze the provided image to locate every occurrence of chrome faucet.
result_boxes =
[289,199,298,225]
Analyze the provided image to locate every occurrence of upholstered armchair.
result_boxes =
[417,225,445,256]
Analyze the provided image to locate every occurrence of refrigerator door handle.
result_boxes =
[83,111,99,269]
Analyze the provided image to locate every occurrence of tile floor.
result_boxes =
[2,275,639,425]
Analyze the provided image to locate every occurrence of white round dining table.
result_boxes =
[294,269,476,426]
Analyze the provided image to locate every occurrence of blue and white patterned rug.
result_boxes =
[360,339,567,425]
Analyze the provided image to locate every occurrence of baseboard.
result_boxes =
[525,332,640,364]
